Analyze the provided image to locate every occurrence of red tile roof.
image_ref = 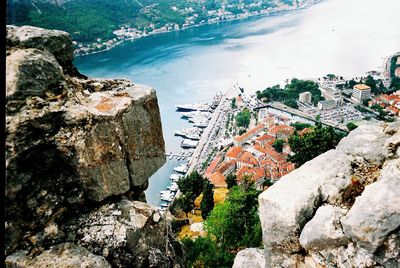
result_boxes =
[236,166,265,182]
[204,154,223,178]
[225,146,243,159]
[269,125,295,137]
[237,151,258,166]
[215,160,236,175]
[209,171,227,188]
[234,124,265,143]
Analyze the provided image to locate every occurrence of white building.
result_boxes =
[352,84,371,102]
[299,91,312,104]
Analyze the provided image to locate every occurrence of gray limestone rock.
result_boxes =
[5,243,111,268]
[299,204,349,250]
[336,123,388,164]
[259,149,352,257]
[232,248,265,268]
[7,25,74,67]
[76,198,185,268]
[341,158,400,253]
[5,25,168,263]
[6,48,64,100]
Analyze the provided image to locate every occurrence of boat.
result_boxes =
[160,203,169,208]
[160,190,171,195]
[174,127,203,140]
[167,182,179,192]
[173,164,188,173]
[187,113,211,123]
[193,121,208,128]
[180,111,212,119]
[181,139,198,149]
[169,173,181,181]
[175,102,210,112]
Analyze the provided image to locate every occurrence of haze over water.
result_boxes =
[75,0,400,205]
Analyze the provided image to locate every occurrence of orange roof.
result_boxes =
[258,155,276,167]
[235,124,265,143]
[204,154,223,178]
[236,166,265,182]
[269,125,295,136]
[215,160,236,174]
[354,84,371,91]
[225,146,243,159]
[237,151,258,166]
[255,133,275,142]
[254,145,268,155]
[264,147,285,163]
[209,171,227,188]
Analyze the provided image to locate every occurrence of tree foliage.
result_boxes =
[235,108,251,128]
[272,139,285,153]
[200,181,214,220]
[256,79,323,105]
[288,126,346,167]
[346,122,358,131]
[177,170,205,199]
[181,236,234,268]
[204,183,262,250]
[176,194,194,217]
[225,173,237,189]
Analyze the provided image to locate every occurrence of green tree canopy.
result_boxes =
[235,108,251,128]
[288,126,346,167]
[225,173,237,189]
[272,139,285,153]
[177,170,205,199]
[204,183,262,250]
[200,181,214,220]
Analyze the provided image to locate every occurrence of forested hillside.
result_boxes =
[7,0,299,43]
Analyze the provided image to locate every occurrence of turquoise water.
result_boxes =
[74,0,400,206]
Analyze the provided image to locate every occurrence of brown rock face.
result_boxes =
[5,25,183,267]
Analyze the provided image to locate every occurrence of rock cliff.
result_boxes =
[234,122,400,267]
[5,25,184,267]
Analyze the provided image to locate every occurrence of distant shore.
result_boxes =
[74,0,320,57]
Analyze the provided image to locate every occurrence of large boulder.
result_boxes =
[5,243,111,268]
[5,25,180,268]
[232,248,265,268]
[258,149,352,256]
[74,199,185,268]
[299,204,349,250]
[7,25,74,67]
[6,48,64,100]
[341,158,400,253]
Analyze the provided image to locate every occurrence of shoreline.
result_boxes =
[74,0,320,57]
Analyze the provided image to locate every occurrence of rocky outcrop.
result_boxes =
[256,122,400,267]
[5,25,184,267]
[232,248,266,268]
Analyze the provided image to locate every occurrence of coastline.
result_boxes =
[74,0,321,57]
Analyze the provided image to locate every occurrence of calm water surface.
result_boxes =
[75,0,400,206]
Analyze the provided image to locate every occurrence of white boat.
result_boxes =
[181,139,198,149]
[169,173,181,181]
[193,121,208,128]
[180,111,212,119]
[176,102,210,112]
[167,183,179,192]
[173,164,188,173]
[160,190,171,195]
[160,203,169,208]
[174,127,202,140]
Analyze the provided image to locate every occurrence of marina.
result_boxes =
[155,91,225,212]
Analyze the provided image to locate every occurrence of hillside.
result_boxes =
[7,0,302,44]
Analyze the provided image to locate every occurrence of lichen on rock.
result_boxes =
[5,25,184,268]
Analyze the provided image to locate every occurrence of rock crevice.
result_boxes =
[5,25,184,267]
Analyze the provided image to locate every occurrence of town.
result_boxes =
[156,53,400,241]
